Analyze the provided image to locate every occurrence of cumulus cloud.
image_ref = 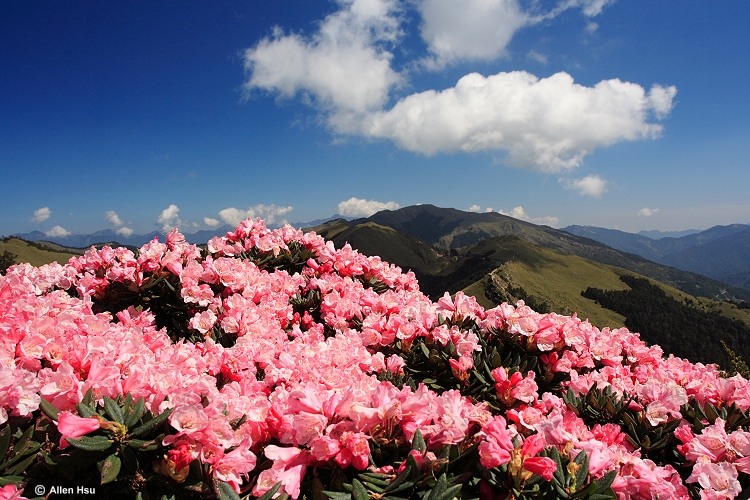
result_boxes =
[561,174,609,197]
[364,72,676,171]
[243,0,674,174]
[467,204,482,212]
[105,210,125,227]
[218,204,294,227]
[243,0,402,131]
[204,217,221,228]
[45,226,71,238]
[31,207,51,223]
[417,0,530,67]
[337,197,400,217]
[157,204,183,232]
[637,207,659,217]
[499,206,559,227]
[416,0,617,68]
[116,227,134,238]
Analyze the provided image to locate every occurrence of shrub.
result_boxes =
[0,218,748,499]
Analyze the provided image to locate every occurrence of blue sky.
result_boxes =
[2,0,749,239]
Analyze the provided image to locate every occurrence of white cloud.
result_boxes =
[243,0,402,131]
[45,226,71,238]
[485,207,494,212]
[637,207,659,217]
[157,204,183,232]
[648,85,678,120]
[337,197,400,217]
[557,0,617,17]
[585,21,599,34]
[218,204,294,227]
[527,50,548,64]
[365,72,676,171]
[204,217,221,228]
[417,0,530,67]
[243,0,673,174]
[499,206,559,227]
[467,204,482,212]
[561,174,609,197]
[31,207,51,223]
[116,227,134,238]
[416,0,617,68]
[105,210,125,227]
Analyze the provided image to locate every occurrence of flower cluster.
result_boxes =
[0,218,748,499]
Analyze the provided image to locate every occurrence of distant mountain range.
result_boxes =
[11,215,353,249]
[11,206,750,293]
[311,204,750,300]
[562,224,750,289]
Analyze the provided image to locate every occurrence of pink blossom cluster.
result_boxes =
[0,218,748,498]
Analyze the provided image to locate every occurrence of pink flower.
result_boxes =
[523,456,557,481]
[0,484,27,500]
[687,461,741,499]
[56,411,101,449]
[479,416,514,469]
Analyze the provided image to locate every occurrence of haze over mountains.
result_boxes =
[563,224,750,289]
[11,215,354,249]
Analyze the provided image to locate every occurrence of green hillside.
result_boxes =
[357,205,750,302]
[0,237,81,269]
[458,236,629,329]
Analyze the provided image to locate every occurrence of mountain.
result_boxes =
[330,205,750,301]
[562,224,750,289]
[637,229,701,239]
[11,229,168,249]
[0,237,82,268]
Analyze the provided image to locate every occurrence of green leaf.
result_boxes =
[5,453,38,476]
[574,450,589,490]
[76,402,98,418]
[215,480,240,500]
[130,408,173,437]
[104,396,124,424]
[121,445,139,473]
[0,426,11,462]
[323,492,351,500]
[99,453,122,484]
[80,388,96,407]
[427,474,448,500]
[67,435,114,452]
[351,479,369,500]
[257,482,283,500]
[0,476,24,487]
[412,428,427,453]
[126,438,159,451]
[39,398,60,421]
[124,397,146,428]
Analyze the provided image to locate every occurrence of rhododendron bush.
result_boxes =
[0,219,749,500]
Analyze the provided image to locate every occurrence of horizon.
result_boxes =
[2,1,749,237]
[6,202,748,241]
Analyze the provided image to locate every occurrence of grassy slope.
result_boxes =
[460,236,750,331]
[0,237,80,268]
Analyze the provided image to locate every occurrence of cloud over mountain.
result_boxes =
[338,197,400,217]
